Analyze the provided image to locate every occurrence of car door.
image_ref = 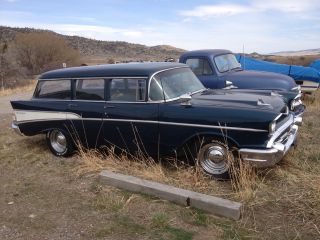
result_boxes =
[185,57,222,89]
[67,78,106,148]
[102,78,159,157]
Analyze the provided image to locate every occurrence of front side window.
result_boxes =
[110,78,146,102]
[185,58,213,75]
[149,68,204,101]
[76,79,105,100]
[214,54,241,73]
[34,80,71,99]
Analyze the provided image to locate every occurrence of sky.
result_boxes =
[0,0,319,53]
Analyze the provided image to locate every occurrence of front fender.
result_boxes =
[226,70,297,92]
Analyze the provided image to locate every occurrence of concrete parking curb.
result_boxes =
[99,170,242,220]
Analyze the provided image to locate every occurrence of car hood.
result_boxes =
[191,89,287,113]
[225,70,297,91]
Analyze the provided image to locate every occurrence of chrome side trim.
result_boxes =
[30,98,156,104]
[39,76,148,81]
[156,121,267,132]
[13,110,81,122]
[13,110,268,132]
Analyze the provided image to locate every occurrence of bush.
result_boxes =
[14,32,81,74]
[0,41,28,89]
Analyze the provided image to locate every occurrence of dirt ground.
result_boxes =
[0,90,320,239]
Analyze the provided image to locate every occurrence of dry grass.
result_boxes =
[74,91,320,239]
[1,90,319,239]
[0,80,36,96]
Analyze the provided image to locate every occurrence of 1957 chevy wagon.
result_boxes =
[11,63,299,179]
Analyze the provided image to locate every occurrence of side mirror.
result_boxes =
[179,93,192,106]
[226,80,233,88]
[225,80,238,89]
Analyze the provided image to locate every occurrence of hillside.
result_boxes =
[0,26,185,63]
[271,48,320,56]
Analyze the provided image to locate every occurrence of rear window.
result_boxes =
[34,80,71,99]
[75,79,105,100]
[185,58,213,75]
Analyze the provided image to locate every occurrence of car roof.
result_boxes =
[39,62,187,80]
[180,49,233,59]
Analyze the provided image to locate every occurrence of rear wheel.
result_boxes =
[46,129,74,157]
[197,140,234,180]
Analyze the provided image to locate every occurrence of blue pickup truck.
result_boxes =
[179,49,305,117]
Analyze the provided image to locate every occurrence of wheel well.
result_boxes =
[182,133,239,149]
[177,133,239,164]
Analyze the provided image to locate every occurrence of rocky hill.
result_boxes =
[270,48,320,56]
[0,26,185,63]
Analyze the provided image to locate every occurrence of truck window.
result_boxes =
[34,80,71,99]
[75,79,105,100]
[185,58,213,75]
[214,54,241,73]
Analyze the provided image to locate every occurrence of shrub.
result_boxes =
[14,32,81,74]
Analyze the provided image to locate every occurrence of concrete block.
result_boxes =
[99,170,242,220]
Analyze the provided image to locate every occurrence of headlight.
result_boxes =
[269,121,276,134]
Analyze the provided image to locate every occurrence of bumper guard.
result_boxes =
[239,124,298,168]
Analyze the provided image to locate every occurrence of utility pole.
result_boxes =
[242,44,245,70]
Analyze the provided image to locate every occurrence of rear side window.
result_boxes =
[76,79,105,100]
[35,80,71,99]
[185,58,213,75]
[110,78,146,102]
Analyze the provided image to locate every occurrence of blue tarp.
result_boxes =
[235,54,320,83]
[310,59,320,71]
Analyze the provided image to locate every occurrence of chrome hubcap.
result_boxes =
[50,130,67,153]
[199,144,229,175]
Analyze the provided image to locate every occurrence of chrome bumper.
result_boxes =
[239,124,298,168]
[11,122,23,136]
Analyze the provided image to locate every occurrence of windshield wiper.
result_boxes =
[191,88,206,95]
[232,67,242,71]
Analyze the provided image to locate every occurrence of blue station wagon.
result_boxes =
[11,63,300,179]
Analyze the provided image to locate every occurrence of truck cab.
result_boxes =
[179,49,305,117]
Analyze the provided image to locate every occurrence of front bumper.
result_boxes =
[239,124,298,168]
[11,121,23,136]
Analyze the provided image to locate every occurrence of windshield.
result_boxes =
[149,67,205,101]
[214,54,241,73]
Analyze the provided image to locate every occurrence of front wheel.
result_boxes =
[46,129,74,157]
[197,140,234,180]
